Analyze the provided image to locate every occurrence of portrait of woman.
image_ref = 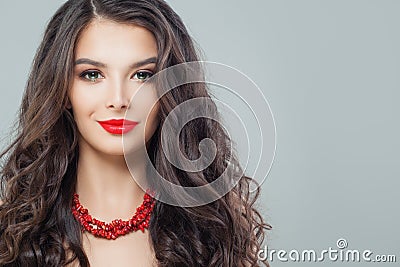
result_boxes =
[0,0,271,266]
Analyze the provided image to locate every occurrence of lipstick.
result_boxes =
[97,119,139,135]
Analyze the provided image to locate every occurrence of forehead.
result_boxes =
[74,19,157,63]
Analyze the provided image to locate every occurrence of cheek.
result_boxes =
[69,96,86,120]
[140,97,160,143]
[144,103,160,133]
[69,85,97,115]
[131,86,159,121]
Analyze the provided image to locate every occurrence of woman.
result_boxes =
[0,0,271,266]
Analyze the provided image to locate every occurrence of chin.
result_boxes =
[100,148,125,156]
[122,145,146,156]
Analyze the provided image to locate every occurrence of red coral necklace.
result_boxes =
[71,190,155,240]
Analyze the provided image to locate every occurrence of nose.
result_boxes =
[106,79,130,110]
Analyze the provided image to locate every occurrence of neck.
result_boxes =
[75,140,148,222]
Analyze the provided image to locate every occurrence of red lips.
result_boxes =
[97,119,139,135]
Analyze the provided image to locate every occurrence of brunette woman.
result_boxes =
[0,0,271,266]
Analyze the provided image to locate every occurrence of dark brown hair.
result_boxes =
[0,0,271,266]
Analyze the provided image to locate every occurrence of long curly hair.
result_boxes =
[0,0,272,266]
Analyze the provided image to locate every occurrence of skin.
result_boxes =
[67,18,160,266]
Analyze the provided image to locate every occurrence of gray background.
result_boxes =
[1,1,399,266]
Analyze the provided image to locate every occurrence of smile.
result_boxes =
[97,119,139,135]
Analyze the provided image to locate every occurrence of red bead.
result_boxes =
[71,190,155,240]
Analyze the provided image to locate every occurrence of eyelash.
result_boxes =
[79,70,154,82]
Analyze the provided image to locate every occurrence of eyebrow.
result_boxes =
[74,57,157,69]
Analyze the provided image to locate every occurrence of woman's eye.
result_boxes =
[78,70,153,82]
[80,71,104,82]
[133,71,153,81]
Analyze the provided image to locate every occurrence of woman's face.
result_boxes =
[68,19,160,156]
